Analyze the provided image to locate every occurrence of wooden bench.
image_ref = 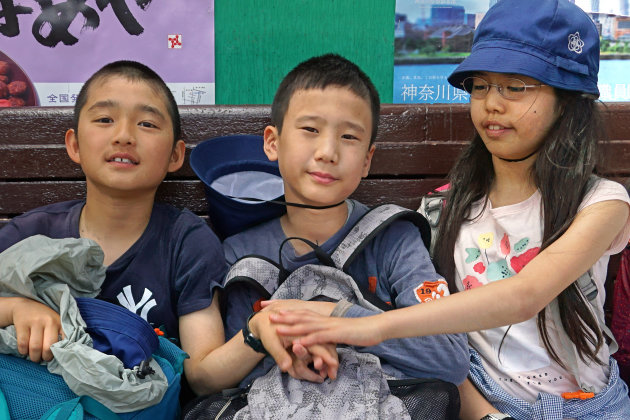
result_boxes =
[2,103,630,320]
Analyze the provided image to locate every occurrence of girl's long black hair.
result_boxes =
[433,90,606,367]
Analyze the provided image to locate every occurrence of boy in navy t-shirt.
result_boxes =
[0,61,226,395]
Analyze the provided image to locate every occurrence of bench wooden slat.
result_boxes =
[0,142,469,179]
[4,140,630,180]
[3,103,629,144]
[0,178,448,218]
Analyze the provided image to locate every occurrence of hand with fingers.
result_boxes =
[250,302,340,381]
[292,341,339,381]
[11,297,64,362]
[269,309,385,348]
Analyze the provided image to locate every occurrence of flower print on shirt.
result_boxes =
[465,248,481,263]
[487,259,514,280]
[462,275,483,290]
[478,232,494,250]
[510,247,540,273]
[464,231,539,283]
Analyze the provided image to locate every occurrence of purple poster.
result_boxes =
[0,0,215,107]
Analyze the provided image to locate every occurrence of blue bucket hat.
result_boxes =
[448,0,600,97]
[190,135,285,239]
[75,297,158,370]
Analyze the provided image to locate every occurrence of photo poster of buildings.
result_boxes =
[0,0,215,107]
[394,0,630,103]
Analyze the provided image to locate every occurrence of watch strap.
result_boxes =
[480,414,516,420]
[242,312,269,355]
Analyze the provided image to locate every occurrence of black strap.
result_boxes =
[277,236,392,312]
[277,237,336,284]
[227,195,345,210]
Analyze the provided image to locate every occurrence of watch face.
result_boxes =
[243,315,268,355]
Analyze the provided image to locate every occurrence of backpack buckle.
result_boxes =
[136,359,155,379]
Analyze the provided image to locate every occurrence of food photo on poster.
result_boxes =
[0,50,38,107]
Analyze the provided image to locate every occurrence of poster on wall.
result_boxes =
[0,0,215,107]
[394,0,630,104]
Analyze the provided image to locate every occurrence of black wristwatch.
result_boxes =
[243,312,269,355]
[480,414,516,420]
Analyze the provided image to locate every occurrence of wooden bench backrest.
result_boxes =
[3,103,630,226]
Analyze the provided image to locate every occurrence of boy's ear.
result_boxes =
[263,125,279,162]
[167,139,186,173]
[361,144,376,178]
[65,129,81,164]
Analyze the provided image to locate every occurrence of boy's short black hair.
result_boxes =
[271,53,380,144]
[73,60,181,142]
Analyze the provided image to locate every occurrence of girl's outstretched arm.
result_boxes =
[272,199,629,346]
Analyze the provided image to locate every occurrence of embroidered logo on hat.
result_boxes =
[568,32,584,54]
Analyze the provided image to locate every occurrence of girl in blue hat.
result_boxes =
[269,0,630,418]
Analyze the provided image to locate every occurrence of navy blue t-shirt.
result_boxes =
[0,200,227,340]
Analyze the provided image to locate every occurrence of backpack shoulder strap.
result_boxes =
[417,191,447,258]
[331,204,431,272]
[550,270,618,393]
[40,396,121,420]
[223,255,281,299]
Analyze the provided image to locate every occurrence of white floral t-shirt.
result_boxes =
[453,178,630,402]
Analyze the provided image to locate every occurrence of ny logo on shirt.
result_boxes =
[117,285,157,321]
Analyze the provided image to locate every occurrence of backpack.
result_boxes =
[0,236,188,419]
[611,247,630,394]
[417,185,619,393]
[0,335,185,420]
[183,204,460,420]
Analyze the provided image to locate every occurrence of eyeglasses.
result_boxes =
[461,76,546,100]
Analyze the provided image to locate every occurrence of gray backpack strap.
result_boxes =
[576,271,618,351]
[224,257,280,297]
[549,270,618,393]
[331,204,431,271]
[271,265,386,312]
[417,194,446,258]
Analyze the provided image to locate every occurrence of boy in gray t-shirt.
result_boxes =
[221,53,469,390]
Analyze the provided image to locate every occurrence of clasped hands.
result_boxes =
[248,299,339,383]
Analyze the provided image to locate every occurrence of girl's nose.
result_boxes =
[482,86,506,114]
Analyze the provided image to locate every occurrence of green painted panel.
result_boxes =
[215,0,395,104]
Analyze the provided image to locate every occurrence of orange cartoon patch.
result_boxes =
[414,279,449,303]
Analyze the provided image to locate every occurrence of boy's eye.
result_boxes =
[139,121,158,128]
[95,117,113,123]
[302,127,318,133]
[341,134,359,140]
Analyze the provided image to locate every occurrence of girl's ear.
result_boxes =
[65,129,81,164]
[167,139,186,173]
[263,125,279,161]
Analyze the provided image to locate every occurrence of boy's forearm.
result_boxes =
[186,330,267,395]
